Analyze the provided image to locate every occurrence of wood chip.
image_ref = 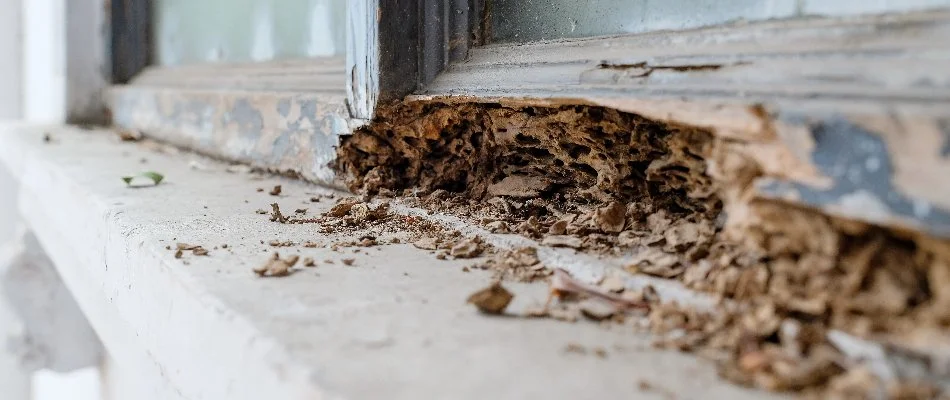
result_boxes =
[413,237,440,250]
[450,238,484,258]
[548,219,569,235]
[269,185,282,196]
[253,253,299,277]
[541,235,584,249]
[327,199,359,217]
[270,203,289,223]
[118,130,142,141]
[579,299,617,321]
[341,258,355,266]
[467,282,514,314]
[594,202,626,233]
[303,257,315,267]
[625,248,682,278]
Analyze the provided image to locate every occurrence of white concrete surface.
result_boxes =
[0,227,103,373]
[33,368,100,400]
[0,123,784,400]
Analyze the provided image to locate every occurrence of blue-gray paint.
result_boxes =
[227,98,266,137]
[759,115,950,237]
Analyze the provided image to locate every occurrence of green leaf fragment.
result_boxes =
[122,171,164,187]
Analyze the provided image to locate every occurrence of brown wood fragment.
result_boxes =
[467,282,514,314]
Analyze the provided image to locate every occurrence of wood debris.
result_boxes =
[270,203,289,223]
[549,269,649,312]
[253,253,299,277]
[174,243,209,257]
[466,282,514,314]
[541,235,583,249]
[117,129,143,141]
[625,248,682,278]
[450,237,484,258]
[269,185,282,196]
[479,247,548,282]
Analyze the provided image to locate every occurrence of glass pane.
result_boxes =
[490,0,950,43]
[153,0,346,66]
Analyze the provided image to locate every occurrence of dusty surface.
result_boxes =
[338,101,950,398]
[2,124,791,400]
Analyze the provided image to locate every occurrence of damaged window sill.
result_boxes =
[0,124,787,400]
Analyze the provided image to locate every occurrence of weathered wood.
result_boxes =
[416,10,950,238]
[66,0,110,124]
[346,0,480,122]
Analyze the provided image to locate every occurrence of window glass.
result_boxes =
[154,0,346,66]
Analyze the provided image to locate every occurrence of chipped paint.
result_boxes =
[756,114,950,238]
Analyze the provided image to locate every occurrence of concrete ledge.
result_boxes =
[0,124,777,399]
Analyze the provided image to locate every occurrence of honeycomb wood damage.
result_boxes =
[336,101,950,397]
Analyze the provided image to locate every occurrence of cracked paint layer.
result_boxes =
[110,87,349,186]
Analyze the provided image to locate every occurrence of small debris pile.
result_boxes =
[474,247,548,282]
[264,196,497,258]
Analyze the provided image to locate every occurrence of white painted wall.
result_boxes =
[0,0,22,120]
[0,0,29,395]
[1,0,105,397]
[22,0,66,123]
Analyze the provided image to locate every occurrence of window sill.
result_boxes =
[0,124,791,399]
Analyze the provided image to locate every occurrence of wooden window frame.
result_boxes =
[108,2,950,238]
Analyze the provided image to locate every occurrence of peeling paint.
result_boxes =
[110,87,349,188]
[758,115,950,237]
